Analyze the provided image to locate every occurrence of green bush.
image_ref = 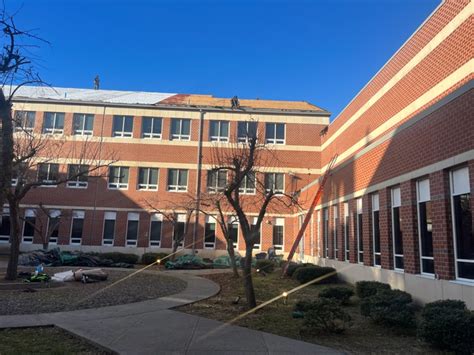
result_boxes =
[293,266,337,285]
[300,298,351,334]
[360,289,415,328]
[319,286,354,305]
[141,252,169,265]
[355,280,391,299]
[286,262,315,277]
[419,300,474,353]
[255,259,275,273]
[100,252,139,265]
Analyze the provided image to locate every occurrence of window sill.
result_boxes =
[450,279,474,286]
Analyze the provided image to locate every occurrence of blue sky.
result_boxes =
[10,0,439,119]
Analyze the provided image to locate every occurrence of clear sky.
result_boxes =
[9,0,439,119]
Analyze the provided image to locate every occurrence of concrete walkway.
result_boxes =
[0,271,341,354]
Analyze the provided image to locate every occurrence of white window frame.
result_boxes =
[14,111,35,133]
[239,173,256,194]
[67,164,89,189]
[47,210,61,245]
[391,187,404,271]
[343,202,350,262]
[237,121,257,143]
[265,172,284,194]
[142,117,162,139]
[102,212,117,246]
[43,112,64,135]
[207,169,227,193]
[356,198,363,264]
[73,113,94,136]
[204,216,216,249]
[0,207,10,243]
[174,214,187,248]
[138,167,159,191]
[372,194,381,267]
[333,205,338,259]
[126,212,140,247]
[323,208,329,258]
[167,169,188,192]
[170,118,191,141]
[228,216,239,249]
[209,120,229,142]
[149,213,163,247]
[70,210,85,245]
[22,209,36,244]
[251,216,261,250]
[317,210,321,257]
[108,166,129,190]
[265,122,285,145]
[38,163,59,187]
[416,178,434,276]
[273,217,285,251]
[113,115,133,138]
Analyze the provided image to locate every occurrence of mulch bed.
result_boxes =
[0,267,186,315]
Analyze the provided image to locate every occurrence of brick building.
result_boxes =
[1,0,472,306]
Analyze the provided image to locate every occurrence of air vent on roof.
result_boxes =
[231,96,240,109]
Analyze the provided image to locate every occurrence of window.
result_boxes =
[333,205,338,259]
[14,111,35,132]
[209,120,229,142]
[344,203,350,261]
[0,208,10,243]
[323,208,329,258]
[372,194,381,267]
[204,216,216,249]
[265,173,284,194]
[112,115,133,137]
[142,117,162,139]
[273,218,284,250]
[170,118,191,140]
[239,172,255,194]
[356,198,363,264]
[138,168,159,190]
[173,214,187,248]
[67,164,89,188]
[228,217,238,248]
[251,217,261,250]
[102,212,116,246]
[265,123,285,144]
[149,214,162,247]
[43,112,64,134]
[237,121,257,143]
[38,163,59,185]
[73,113,94,136]
[415,179,434,275]
[108,166,129,189]
[70,210,85,245]
[450,167,473,280]
[391,187,403,270]
[22,209,36,243]
[47,210,61,245]
[207,170,227,193]
[167,169,188,191]
[126,213,139,246]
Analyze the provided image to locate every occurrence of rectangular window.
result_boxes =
[356,198,363,264]
[0,208,10,243]
[102,212,116,245]
[265,123,285,144]
[333,205,338,259]
[237,121,257,143]
[251,217,261,250]
[149,214,162,247]
[67,164,89,188]
[450,167,473,280]
[142,117,162,139]
[112,115,133,137]
[14,111,35,132]
[167,169,188,191]
[138,167,159,190]
[126,212,139,246]
[372,194,381,267]
[170,118,191,140]
[323,208,329,258]
[344,203,350,261]
[173,214,187,248]
[391,187,403,270]
[228,217,238,248]
[209,120,229,142]
[108,166,129,189]
[239,172,256,194]
[73,113,94,136]
[265,173,284,194]
[417,179,434,275]
[47,210,61,245]
[70,210,85,245]
[273,217,284,250]
[38,163,59,185]
[207,170,227,193]
[204,216,216,249]
[43,112,64,134]
[22,209,36,243]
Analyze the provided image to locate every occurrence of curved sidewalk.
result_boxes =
[0,271,342,354]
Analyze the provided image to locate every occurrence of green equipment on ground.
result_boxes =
[213,254,242,269]
[165,254,212,270]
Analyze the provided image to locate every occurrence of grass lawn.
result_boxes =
[179,270,441,354]
[0,326,113,354]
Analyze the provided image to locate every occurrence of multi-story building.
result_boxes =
[1,0,472,307]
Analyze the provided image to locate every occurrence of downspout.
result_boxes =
[192,109,205,253]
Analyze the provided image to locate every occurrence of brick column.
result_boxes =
[349,199,358,263]
[430,170,455,280]
[362,194,373,267]
[400,180,420,274]
[379,188,393,269]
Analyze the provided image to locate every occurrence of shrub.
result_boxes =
[255,259,275,273]
[319,286,354,305]
[100,252,139,265]
[293,266,337,285]
[141,252,169,265]
[286,262,314,277]
[355,280,391,299]
[300,299,351,334]
[360,289,415,328]
[294,300,314,313]
[419,300,474,353]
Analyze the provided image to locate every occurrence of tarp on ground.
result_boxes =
[213,254,242,269]
[165,254,211,270]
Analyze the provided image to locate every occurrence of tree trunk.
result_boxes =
[226,239,239,278]
[171,239,179,261]
[243,246,257,308]
[42,242,49,251]
[5,200,21,280]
